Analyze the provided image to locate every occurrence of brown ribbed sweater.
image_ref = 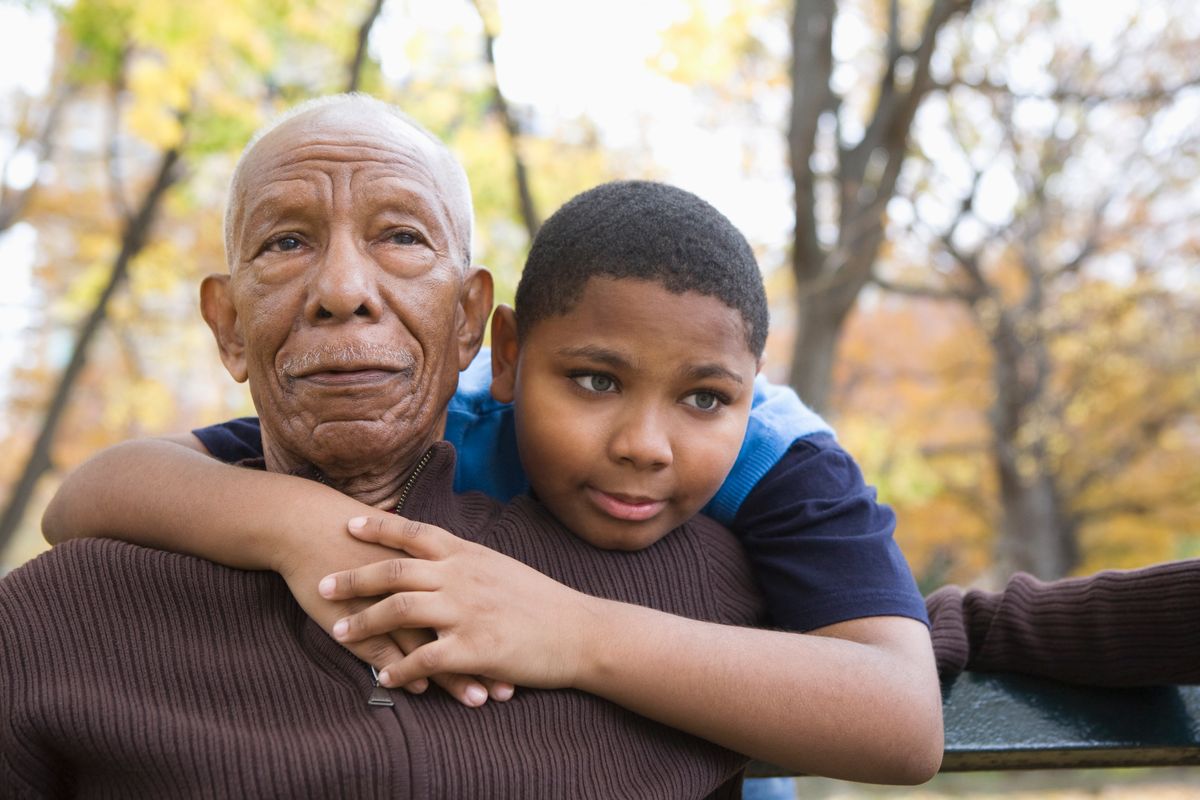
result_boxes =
[1,443,761,798]
[927,559,1200,686]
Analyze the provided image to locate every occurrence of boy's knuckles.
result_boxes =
[363,516,388,537]
[386,592,412,619]
[401,518,424,541]
[415,645,444,673]
[385,558,405,585]
[338,570,361,595]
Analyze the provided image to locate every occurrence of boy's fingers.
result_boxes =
[429,672,491,707]
[386,628,491,706]
[343,633,405,675]
[389,629,431,694]
[319,558,439,600]
[377,639,456,689]
[347,515,456,560]
[332,592,444,642]
[481,677,516,702]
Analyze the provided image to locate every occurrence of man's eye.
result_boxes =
[266,236,302,252]
[683,391,723,412]
[389,231,419,245]
[573,374,617,393]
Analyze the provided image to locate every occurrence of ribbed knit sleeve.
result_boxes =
[927,560,1200,686]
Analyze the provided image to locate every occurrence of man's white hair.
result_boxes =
[222,93,475,271]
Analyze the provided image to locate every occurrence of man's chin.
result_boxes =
[265,404,429,469]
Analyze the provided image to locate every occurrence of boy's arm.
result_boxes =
[325,515,943,784]
[41,439,503,705]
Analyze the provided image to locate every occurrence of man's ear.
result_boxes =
[489,305,519,403]
[456,266,494,370]
[200,273,248,383]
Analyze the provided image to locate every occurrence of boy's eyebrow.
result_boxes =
[555,345,633,369]
[683,363,746,385]
[557,345,746,385]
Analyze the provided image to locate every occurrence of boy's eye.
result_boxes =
[683,391,723,412]
[573,374,617,393]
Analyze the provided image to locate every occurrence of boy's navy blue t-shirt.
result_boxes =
[196,364,928,632]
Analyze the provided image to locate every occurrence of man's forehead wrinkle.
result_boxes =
[240,178,324,234]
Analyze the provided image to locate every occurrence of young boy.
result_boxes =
[43,179,942,783]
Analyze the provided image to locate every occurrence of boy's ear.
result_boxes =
[456,267,494,370]
[489,304,520,403]
[200,274,248,383]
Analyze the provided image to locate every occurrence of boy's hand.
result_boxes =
[275,529,507,707]
[320,514,597,691]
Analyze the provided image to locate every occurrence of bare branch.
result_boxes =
[788,0,837,282]
[346,0,386,93]
[937,74,1200,107]
[105,58,131,223]
[1066,405,1198,499]
[470,0,540,239]
[871,273,970,302]
[0,51,77,233]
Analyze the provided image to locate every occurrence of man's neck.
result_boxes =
[262,434,437,511]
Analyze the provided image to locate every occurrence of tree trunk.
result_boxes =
[785,0,973,414]
[787,282,853,413]
[986,310,1077,578]
[0,147,181,556]
[993,455,1077,578]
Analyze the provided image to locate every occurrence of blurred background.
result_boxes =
[1,0,1197,595]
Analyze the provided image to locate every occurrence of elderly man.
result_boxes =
[10,95,943,795]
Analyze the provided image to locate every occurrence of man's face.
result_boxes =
[491,277,759,551]
[204,105,490,480]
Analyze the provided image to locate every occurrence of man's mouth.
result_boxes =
[586,487,667,522]
[285,346,416,386]
[298,367,405,386]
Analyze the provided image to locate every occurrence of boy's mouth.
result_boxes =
[586,487,667,522]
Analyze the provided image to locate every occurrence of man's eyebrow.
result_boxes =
[555,345,633,369]
[683,363,746,385]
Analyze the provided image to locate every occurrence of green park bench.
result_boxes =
[749,672,1200,777]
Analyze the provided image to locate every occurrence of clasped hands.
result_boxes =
[287,514,595,708]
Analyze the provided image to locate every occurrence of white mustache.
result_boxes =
[282,343,415,377]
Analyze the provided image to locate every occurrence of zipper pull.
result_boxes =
[368,665,394,707]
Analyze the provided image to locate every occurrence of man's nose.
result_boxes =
[307,234,383,322]
[608,405,673,470]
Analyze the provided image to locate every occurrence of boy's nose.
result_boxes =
[307,233,383,323]
[609,407,673,469]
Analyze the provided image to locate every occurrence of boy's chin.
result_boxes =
[572,523,675,552]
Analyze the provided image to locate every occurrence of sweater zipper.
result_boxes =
[368,665,395,707]
[366,445,434,707]
[392,446,434,515]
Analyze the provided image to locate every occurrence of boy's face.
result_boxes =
[491,276,760,550]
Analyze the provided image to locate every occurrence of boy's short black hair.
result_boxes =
[515,180,769,357]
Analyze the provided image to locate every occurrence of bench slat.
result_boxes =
[747,673,1200,777]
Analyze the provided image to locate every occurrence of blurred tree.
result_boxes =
[870,1,1200,578]
[656,0,1199,580]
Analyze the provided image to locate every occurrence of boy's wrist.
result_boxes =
[569,595,639,693]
